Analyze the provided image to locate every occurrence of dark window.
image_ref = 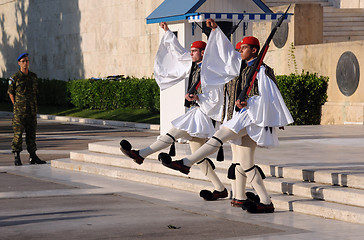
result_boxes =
[202,21,233,39]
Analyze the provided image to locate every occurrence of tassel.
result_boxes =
[166,133,176,156]
[227,163,237,179]
[169,141,176,156]
[212,136,224,162]
[217,145,224,162]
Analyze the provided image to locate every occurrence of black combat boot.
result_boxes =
[14,152,22,166]
[29,152,46,164]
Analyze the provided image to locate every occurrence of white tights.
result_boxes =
[138,127,225,191]
[183,126,271,204]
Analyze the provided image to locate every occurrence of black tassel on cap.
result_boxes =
[166,133,176,156]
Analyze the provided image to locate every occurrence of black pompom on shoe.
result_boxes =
[120,139,144,165]
[200,188,228,201]
[158,153,190,175]
[246,202,275,213]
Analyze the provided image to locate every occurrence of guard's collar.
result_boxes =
[247,58,257,67]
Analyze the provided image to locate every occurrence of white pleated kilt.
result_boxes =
[171,107,216,139]
[222,109,279,148]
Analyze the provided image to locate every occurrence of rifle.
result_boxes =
[235,4,291,111]
[187,78,201,96]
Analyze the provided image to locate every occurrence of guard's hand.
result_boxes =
[159,22,169,31]
[185,93,199,101]
[235,100,247,109]
[206,19,217,30]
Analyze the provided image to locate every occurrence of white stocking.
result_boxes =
[246,167,271,205]
[235,135,256,201]
[190,138,225,192]
[139,127,189,158]
[236,134,271,204]
[230,144,239,199]
[235,164,247,200]
[236,135,256,170]
[183,127,247,166]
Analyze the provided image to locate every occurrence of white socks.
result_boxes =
[246,167,271,205]
[190,138,225,192]
[197,159,225,192]
[139,128,189,158]
[182,137,221,167]
[235,164,247,200]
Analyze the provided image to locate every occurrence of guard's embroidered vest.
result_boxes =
[184,62,202,108]
[222,63,276,122]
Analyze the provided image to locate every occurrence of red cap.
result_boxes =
[191,41,206,50]
[241,36,260,47]
[235,41,242,50]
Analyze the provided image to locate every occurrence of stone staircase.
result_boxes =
[264,0,364,43]
[51,140,364,225]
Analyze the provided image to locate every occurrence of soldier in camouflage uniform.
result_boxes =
[8,53,46,166]
[120,22,228,201]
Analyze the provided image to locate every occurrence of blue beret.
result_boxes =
[17,53,29,61]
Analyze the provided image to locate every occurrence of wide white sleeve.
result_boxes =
[196,85,224,121]
[154,30,192,90]
[200,27,241,89]
[247,65,294,127]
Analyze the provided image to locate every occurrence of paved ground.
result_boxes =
[1,113,364,239]
[0,116,158,166]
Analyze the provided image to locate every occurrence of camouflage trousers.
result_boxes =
[12,111,37,153]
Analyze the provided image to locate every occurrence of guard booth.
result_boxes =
[146,0,291,134]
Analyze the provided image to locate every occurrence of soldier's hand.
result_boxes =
[185,93,199,101]
[235,100,247,109]
[206,19,217,30]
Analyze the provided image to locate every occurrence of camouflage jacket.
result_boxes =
[184,62,202,108]
[8,70,38,114]
[222,63,276,122]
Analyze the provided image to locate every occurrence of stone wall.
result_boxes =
[329,0,364,8]
[0,0,163,80]
[254,4,364,124]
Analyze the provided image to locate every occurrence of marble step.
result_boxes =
[259,163,364,190]
[87,141,364,190]
[271,193,364,225]
[51,158,212,194]
[51,158,364,225]
[68,150,364,208]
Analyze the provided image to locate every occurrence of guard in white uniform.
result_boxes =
[159,19,294,213]
[120,22,227,201]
